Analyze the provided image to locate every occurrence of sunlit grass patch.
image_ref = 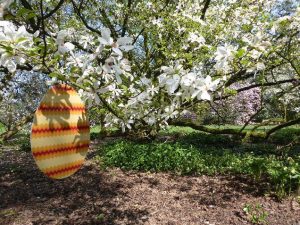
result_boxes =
[97,129,300,198]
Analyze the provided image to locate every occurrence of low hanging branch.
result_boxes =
[170,121,251,136]
[171,116,300,140]
[266,117,300,139]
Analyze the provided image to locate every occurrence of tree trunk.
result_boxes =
[0,114,34,141]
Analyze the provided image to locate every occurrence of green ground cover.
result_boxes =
[0,123,6,134]
[96,126,300,198]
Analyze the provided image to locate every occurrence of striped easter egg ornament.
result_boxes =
[31,84,90,179]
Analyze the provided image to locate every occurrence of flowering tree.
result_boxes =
[0,0,299,140]
[0,72,48,140]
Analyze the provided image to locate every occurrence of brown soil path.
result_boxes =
[0,145,300,225]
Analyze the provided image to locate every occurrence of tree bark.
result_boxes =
[170,117,300,140]
[0,113,34,141]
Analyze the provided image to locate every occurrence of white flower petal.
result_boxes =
[94,94,101,104]
[15,56,26,64]
[117,37,133,45]
[119,45,134,52]
[112,47,123,56]
[191,89,201,99]
[256,62,266,70]
[115,74,122,84]
[64,42,75,51]
[98,37,110,45]
[56,30,68,44]
[6,60,16,73]
[200,91,211,101]
[101,28,111,41]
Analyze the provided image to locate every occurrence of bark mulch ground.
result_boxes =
[0,143,300,225]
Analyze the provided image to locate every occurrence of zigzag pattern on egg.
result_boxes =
[31,84,90,179]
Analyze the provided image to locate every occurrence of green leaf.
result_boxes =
[49,72,62,79]
[16,8,37,20]
[236,48,246,58]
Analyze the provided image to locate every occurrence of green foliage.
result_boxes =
[90,126,120,140]
[97,128,300,197]
[16,7,37,19]
[0,209,17,217]
[91,125,102,134]
[19,137,31,152]
[159,126,198,135]
[0,122,6,134]
[243,203,269,224]
[269,128,300,145]
[95,213,105,221]
[90,132,99,141]
[6,134,31,152]
[192,102,211,123]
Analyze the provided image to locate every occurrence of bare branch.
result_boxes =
[239,107,263,134]
[170,120,249,136]
[71,0,102,36]
[99,8,118,39]
[235,79,299,93]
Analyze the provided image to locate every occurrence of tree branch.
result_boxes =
[266,117,300,138]
[0,113,34,141]
[40,0,51,73]
[225,69,249,87]
[235,78,299,93]
[215,78,299,101]
[239,107,263,134]
[170,120,252,137]
[201,0,211,20]
[171,115,300,140]
[19,0,39,31]
[121,0,132,37]
[42,0,65,19]
[71,0,102,36]
[133,28,145,44]
[99,8,118,39]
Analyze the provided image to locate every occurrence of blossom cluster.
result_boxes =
[0,21,34,73]
[0,0,299,133]
[47,27,221,132]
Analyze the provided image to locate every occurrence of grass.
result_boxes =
[91,125,102,134]
[97,126,300,198]
[161,125,300,144]
[243,203,269,224]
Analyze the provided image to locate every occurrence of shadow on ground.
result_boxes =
[0,149,149,225]
[1,141,300,225]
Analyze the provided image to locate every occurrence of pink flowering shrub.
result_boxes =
[204,83,261,125]
[230,85,261,124]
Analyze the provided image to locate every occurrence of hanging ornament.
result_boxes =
[31,84,90,179]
